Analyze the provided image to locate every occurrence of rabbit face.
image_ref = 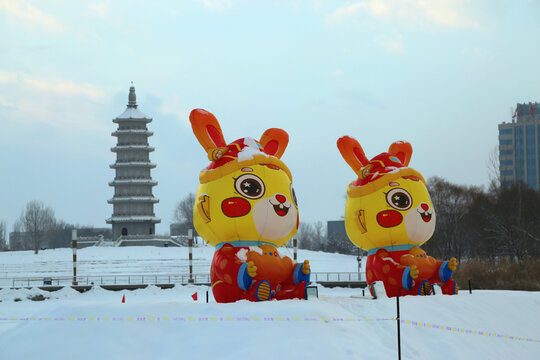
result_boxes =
[194,164,298,247]
[337,136,436,251]
[345,176,436,249]
[189,108,298,248]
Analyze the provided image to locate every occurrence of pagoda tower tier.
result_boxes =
[107,85,160,240]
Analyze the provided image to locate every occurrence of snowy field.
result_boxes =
[1,246,539,360]
[0,245,359,279]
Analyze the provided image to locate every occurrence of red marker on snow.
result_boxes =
[122,294,125,303]
[192,292,198,301]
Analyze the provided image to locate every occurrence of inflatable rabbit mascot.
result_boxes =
[190,109,310,303]
[337,136,458,297]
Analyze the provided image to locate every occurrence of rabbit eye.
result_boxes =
[290,184,298,207]
[235,174,265,199]
[386,188,412,210]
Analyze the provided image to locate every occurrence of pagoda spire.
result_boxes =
[128,82,137,108]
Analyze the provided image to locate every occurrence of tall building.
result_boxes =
[107,85,161,240]
[499,102,540,190]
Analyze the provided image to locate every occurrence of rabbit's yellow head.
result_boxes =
[337,137,436,251]
[190,109,298,248]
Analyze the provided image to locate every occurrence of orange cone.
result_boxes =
[122,294,125,303]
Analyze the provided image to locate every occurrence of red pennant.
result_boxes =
[122,294,125,303]
[191,292,198,301]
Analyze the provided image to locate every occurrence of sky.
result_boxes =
[1,0,539,235]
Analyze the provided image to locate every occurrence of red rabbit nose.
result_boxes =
[275,194,286,204]
[421,203,429,211]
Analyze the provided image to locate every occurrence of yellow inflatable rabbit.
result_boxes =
[190,109,310,303]
[337,136,458,297]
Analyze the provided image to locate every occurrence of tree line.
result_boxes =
[424,177,540,262]
[1,200,111,254]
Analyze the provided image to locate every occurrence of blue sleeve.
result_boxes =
[402,267,413,290]
[237,263,252,290]
[439,261,453,282]
[293,263,310,285]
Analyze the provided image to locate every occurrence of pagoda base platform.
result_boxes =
[114,235,180,247]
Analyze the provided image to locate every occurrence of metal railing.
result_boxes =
[311,272,364,283]
[2,272,365,288]
[4,273,209,288]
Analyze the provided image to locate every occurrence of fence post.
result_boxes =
[357,248,362,280]
[293,238,297,261]
[72,229,78,286]
[397,296,401,360]
[468,279,472,294]
[188,229,194,284]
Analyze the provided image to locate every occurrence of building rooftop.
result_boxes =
[115,107,151,120]
[512,102,539,123]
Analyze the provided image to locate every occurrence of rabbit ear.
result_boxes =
[388,141,413,166]
[189,109,227,153]
[259,128,289,158]
[337,136,369,174]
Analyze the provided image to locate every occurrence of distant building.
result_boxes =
[499,102,540,190]
[9,228,111,251]
[327,219,361,257]
[107,85,161,240]
[327,220,347,242]
[170,223,198,237]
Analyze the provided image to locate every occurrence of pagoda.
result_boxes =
[107,85,161,241]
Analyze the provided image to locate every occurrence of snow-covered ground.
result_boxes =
[0,246,538,360]
[0,245,359,278]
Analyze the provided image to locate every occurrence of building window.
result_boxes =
[149,227,153,235]
[499,129,512,135]
[500,159,513,166]
[500,139,512,145]
[500,150,513,156]
[122,228,128,236]
[500,170,513,176]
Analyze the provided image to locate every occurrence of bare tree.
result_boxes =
[16,200,56,254]
[426,177,483,262]
[296,222,315,250]
[487,145,500,190]
[296,221,332,252]
[0,221,7,251]
[172,193,196,238]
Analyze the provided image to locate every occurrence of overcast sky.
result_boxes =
[1,0,539,235]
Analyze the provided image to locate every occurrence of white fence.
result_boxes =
[2,272,365,288]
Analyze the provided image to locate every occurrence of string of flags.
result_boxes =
[0,315,537,343]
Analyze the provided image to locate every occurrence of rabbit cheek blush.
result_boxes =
[376,210,403,228]
[221,197,251,217]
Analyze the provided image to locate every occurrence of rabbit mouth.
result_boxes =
[272,203,290,217]
[417,210,432,222]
